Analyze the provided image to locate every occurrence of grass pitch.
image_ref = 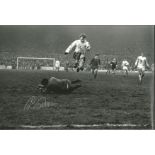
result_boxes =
[0,70,153,129]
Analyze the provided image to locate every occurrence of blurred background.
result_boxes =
[0,25,154,69]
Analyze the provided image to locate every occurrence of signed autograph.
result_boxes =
[24,96,57,111]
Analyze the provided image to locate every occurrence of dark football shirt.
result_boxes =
[110,61,117,69]
[90,58,101,69]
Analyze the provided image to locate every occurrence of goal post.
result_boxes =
[17,57,55,70]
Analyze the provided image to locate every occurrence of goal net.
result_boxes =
[17,57,55,70]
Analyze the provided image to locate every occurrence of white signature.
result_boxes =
[24,96,57,111]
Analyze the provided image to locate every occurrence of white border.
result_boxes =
[0,0,154,155]
[0,131,155,155]
[0,0,155,25]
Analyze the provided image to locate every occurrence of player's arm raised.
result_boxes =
[65,41,76,55]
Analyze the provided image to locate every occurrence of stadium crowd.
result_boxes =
[17,59,54,70]
[0,53,153,71]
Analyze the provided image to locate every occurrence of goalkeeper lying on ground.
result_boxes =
[38,77,81,93]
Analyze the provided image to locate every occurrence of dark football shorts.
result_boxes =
[73,52,81,60]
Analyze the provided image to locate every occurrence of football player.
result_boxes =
[89,54,101,79]
[65,33,91,72]
[110,58,118,74]
[134,52,150,84]
[38,77,81,93]
[121,59,130,76]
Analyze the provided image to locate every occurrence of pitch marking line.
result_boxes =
[21,123,149,129]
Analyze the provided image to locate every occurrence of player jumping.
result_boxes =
[65,33,91,72]
[89,54,101,79]
[121,59,130,76]
[134,52,149,84]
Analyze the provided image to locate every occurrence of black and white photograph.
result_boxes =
[0,25,154,130]
[0,1,155,155]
